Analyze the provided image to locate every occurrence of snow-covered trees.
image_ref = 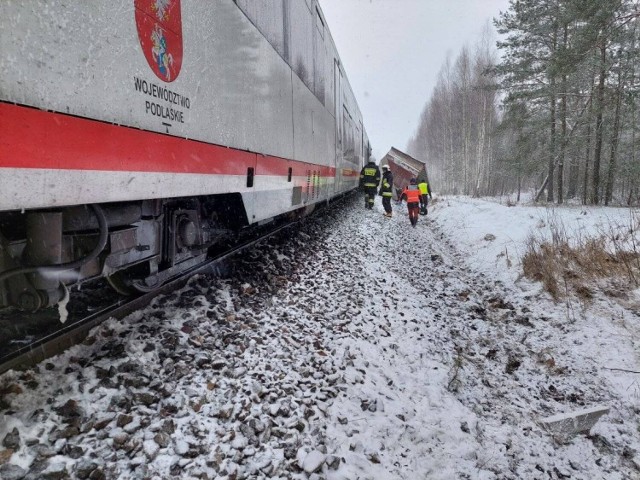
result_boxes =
[406,25,499,197]
[409,0,640,205]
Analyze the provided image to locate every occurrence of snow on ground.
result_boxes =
[0,194,639,479]
[434,195,640,287]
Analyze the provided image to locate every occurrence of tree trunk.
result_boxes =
[605,69,622,205]
[581,75,596,205]
[547,27,558,203]
[475,95,487,197]
[548,89,557,202]
[582,120,592,205]
[592,43,607,205]
[557,24,568,204]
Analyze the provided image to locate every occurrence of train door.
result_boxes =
[242,155,259,224]
[343,108,356,189]
[334,59,343,195]
[356,122,362,169]
[359,120,365,170]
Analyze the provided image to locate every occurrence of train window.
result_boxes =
[289,0,314,92]
[247,167,255,188]
[288,167,292,182]
[236,0,286,59]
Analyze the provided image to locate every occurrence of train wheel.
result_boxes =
[106,270,160,296]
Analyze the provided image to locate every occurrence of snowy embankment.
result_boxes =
[0,194,639,480]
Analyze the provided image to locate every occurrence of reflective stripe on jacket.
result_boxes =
[360,162,381,188]
[380,172,394,197]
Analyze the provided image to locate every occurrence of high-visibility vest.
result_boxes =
[402,185,421,203]
[418,182,429,195]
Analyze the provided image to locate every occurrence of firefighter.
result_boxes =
[359,160,381,210]
[401,178,422,227]
[395,187,403,205]
[417,178,432,215]
[379,165,394,217]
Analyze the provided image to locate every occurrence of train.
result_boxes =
[0,0,370,312]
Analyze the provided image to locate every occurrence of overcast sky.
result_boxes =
[320,0,512,160]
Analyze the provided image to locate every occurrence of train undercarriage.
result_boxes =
[0,194,253,312]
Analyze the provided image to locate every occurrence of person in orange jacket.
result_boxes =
[401,178,422,227]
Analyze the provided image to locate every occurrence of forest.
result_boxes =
[406,0,640,206]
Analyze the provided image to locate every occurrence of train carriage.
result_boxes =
[0,0,370,311]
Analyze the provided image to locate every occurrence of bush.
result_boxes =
[521,210,640,300]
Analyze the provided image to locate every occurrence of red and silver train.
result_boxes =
[0,0,370,311]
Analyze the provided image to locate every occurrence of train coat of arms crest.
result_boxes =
[135,0,183,82]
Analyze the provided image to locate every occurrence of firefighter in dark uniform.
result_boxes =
[359,160,381,210]
[379,165,394,217]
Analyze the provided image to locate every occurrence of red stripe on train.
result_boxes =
[0,103,335,177]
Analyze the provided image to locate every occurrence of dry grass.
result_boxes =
[522,210,640,301]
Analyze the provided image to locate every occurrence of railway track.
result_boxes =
[0,218,299,375]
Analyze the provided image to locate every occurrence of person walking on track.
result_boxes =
[417,178,432,215]
[379,165,394,217]
[401,178,422,227]
[359,160,381,210]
